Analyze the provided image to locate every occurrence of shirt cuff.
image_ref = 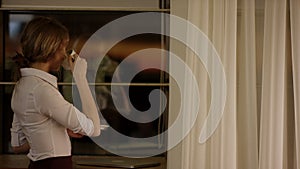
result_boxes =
[11,129,27,147]
[74,108,94,136]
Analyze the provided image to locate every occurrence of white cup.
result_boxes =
[62,49,77,70]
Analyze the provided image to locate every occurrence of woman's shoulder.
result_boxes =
[17,76,58,98]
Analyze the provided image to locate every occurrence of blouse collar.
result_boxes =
[20,68,58,88]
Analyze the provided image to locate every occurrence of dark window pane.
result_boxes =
[3,11,169,156]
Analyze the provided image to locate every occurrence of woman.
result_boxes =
[10,16,101,169]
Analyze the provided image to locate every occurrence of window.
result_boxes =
[0,9,169,157]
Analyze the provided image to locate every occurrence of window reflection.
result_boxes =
[3,11,169,155]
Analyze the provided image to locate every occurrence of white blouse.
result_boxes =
[10,68,94,161]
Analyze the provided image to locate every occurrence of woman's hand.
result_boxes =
[67,129,84,138]
[68,50,79,72]
[12,141,30,154]
[69,53,88,80]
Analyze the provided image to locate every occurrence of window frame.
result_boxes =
[0,4,170,156]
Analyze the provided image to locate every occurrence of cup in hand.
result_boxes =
[62,49,77,70]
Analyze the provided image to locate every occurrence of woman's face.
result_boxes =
[49,39,69,72]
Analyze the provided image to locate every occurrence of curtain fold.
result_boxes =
[168,0,237,169]
[237,0,258,168]
[259,0,288,168]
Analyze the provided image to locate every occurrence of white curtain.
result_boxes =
[168,0,300,168]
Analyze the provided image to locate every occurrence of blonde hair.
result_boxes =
[18,16,69,66]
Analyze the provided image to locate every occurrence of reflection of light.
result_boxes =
[9,14,34,38]
[10,14,34,22]
[9,22,21,38]
[128,49,167,70]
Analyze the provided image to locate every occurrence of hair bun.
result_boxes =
[12,52,30,68]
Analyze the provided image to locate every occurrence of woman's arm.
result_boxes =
[33,56,101,137]
[11,114,30,153]
[71,56,101,136]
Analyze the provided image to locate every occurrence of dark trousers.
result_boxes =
[28,156,72,169]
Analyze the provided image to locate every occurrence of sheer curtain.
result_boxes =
[167,0,300,169]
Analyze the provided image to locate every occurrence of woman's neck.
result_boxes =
[30,62,51,73]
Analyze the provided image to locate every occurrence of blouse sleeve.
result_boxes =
[10,114,27,147]
[34,83,95,136]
